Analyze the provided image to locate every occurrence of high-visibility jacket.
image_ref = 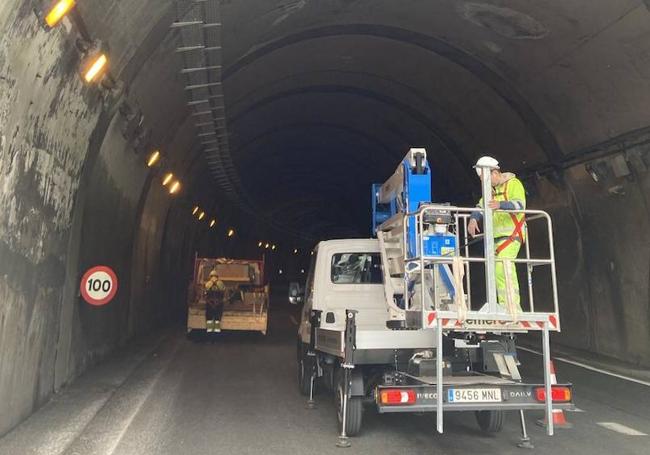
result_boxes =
[205,278,226,292]
[477,173,527,248]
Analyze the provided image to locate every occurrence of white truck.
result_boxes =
[294,149,573,447]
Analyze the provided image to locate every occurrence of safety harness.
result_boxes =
[495,179,526,254]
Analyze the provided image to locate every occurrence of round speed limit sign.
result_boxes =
[80,266,118,306]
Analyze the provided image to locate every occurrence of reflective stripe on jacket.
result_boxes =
[478,173,527,240]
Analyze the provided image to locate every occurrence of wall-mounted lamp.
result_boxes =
[169,180,181,195]
[293,248,298,254]
[146,150,160,167]
[209,219,216,228]
[227,228,235,238]
[81,50,108,84]
[198,211,205,221]
[258,241,263,247]
[162,172,174,186]
[192,206,199,215]
[271,244,277,251]
[265,243,270,249]
[43,0,76,28]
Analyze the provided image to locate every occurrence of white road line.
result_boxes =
[518,346,650,388]
[597,422,648,436]
[566,407,586,413]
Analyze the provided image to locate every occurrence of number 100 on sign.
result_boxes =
[80,266,118,306]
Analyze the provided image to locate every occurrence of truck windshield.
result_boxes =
[331,253,382,284]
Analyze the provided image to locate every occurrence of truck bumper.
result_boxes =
[376,383,574,413]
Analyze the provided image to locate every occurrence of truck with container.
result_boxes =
[188,256,269,335]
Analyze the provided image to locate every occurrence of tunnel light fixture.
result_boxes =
[279,269,283,275]
[265,243,270,249]
[301,269,305,274]
[271,244,277,251]
[192,206,199,215]
[81,52,109,84]
[169,180,181,195]
[258,241,263,247]
[44,0,76,28]
[209,219,216,228]
[147,150,161,167]
[311,251,314,256]
[293,248,298,254]
[198,211,205,221]
[227,228,235,238]
[162,172,174,186]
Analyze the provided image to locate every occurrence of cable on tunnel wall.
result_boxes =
[171,0,323,243]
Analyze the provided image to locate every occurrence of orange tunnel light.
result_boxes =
[83,53,108,83]
[45,0,76,28]
[169,180,181,195]
[147,150,160,167]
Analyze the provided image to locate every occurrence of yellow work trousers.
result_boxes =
[495,239,521,311]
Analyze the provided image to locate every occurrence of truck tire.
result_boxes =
[475,410,504,433]
[297,350,314,396]
[336,383,363,436]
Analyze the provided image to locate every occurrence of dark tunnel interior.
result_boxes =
[1,0,650,437]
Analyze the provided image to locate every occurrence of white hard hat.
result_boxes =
[475,156,499,176]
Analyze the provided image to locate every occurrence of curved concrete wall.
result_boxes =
[0,0,649,438]
[0,0,207,435]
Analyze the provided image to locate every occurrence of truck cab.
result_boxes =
[298,239,385,345]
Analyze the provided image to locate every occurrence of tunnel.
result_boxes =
[1,0,650,451]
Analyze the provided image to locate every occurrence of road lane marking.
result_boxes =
[597,422,648,436]
[517,346,650,388]
[566,407,585,413]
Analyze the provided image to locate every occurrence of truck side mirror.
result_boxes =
[288,282,304,305]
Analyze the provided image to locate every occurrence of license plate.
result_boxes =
[448,388,502,403]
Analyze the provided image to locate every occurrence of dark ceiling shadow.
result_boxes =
[223,23,563,163]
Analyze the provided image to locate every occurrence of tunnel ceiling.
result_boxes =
[182,0,650,241]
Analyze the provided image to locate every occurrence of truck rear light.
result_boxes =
[380,389,416,405]
[534,386,571,403]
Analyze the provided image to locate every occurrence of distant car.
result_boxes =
[288,282,304,305]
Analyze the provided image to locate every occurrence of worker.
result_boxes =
[204,269,226,332]
[467,156,526,313]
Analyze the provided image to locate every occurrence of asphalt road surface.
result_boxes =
[1,303,649,455]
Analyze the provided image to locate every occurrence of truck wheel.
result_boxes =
[475,410,504,433]
[336,383,363,436]
[298,352,314,396]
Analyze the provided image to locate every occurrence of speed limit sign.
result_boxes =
[80,266,118,306]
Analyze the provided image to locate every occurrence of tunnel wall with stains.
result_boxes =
[0,0,201,436]
[531,148,650,366]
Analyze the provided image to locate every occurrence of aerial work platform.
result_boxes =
[296,148,572,447]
